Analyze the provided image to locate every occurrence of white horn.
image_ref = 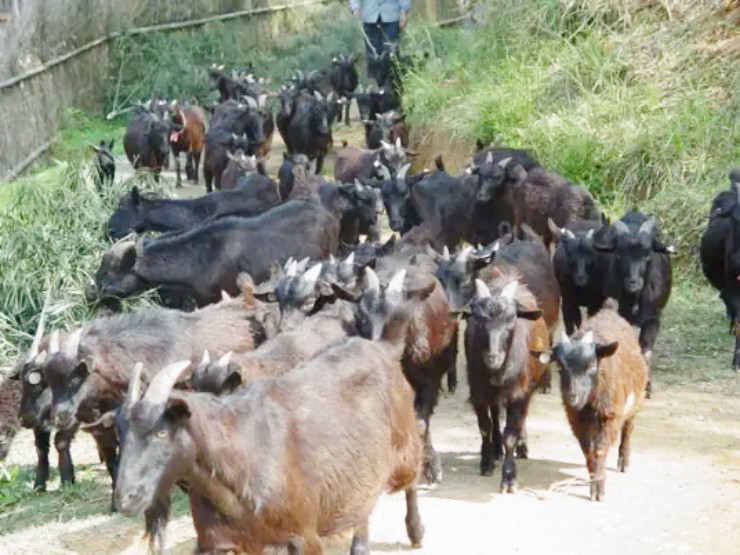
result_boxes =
[442,245,450,261]
[474,279,491,299]
[501,280,519,300]
[63,328,83,357]
[582,330,594,345]
[364,267,380,292]
[142,360,192,406]
[498,156,512,168]
[218,351,233,368]
[49,330,60,354]
[221,291,232,302]
[303,263,323,286]
[201,350,211,366]
[387,269,407,297]
[285,259,298,277]
[344,252,355,266]
[128,362,144,404]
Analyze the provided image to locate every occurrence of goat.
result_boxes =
[534,299,648,501]
[115,270,428,553]
[463,273,549,490]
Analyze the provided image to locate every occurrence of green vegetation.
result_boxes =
[106,6,362,110]
[0,463,190,535]
[0,162,164,366]
[403,0,740,266]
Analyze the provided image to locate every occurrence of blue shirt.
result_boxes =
[350,0,411,23]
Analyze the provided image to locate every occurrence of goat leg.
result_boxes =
[33,427,51,491]
[733,332,740,372]
[473,401,495,476]
[638,315,661,398]
[500,400,525,493]
[350,519,370,555]
[54,426,77,486]
[617,417,636,472]
[589,425,610,502]
[404,484,425,547]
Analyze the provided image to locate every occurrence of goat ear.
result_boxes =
[121,245,138,272]
[330,282,362,302]
[516,305,542,321]
[131,186,140,206]
[595,342,619,359]
[222,367,243,393]
[164,397,191,423]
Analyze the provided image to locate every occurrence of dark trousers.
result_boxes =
[364,19,400,81]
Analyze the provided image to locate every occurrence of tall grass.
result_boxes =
[402,0,740,267]
[0,163,166,368]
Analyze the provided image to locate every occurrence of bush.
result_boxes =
[402,0,740,267]
[0,163,166,368]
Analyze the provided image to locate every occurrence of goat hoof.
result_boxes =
[32,483,46,492]
[405,517,425,547]
[480,466,494,477]
[590,480,605,501]
[500,479,517,494]
[617,455,628,473]
[422,459,443,484]
[645,381,652,399]
[516,443,529,459]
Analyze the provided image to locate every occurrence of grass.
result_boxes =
[0,463,190,535]
[402,0,740,266]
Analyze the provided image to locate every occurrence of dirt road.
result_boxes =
[2,117,739,554]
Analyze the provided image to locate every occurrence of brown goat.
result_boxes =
[0,376,21,461]
[505,164,601,248]
[191,313,351,394]
[115,271,429,553]
[464,270,549,491]
[170,101,207,185]
[538,298,648,501]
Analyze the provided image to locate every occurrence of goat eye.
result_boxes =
[156,429,168,438]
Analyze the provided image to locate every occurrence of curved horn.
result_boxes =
[63,328,83,357]
[498,156,512,168]
[387,269,407,298]
[217,351,233,368]
[474,279,491,299]
[501,280,519,301]
[344,252,355,266]
[302,262,323,286]
[243,96,259,110]
[442,245,450,261]
[27,290,52,362]
[49,330,60,354]
[364,267,380,292]
[142,360,192,406]
[398,163,411,181]
[221,291,232,302]
[128,362,144,404]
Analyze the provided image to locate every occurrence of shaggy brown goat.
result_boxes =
[535,298,648,501]
[115,270,428,554]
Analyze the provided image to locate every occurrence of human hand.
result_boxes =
[400,11,407,29]
[354,9,362,20]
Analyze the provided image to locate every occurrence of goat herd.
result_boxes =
[2,50,739,555]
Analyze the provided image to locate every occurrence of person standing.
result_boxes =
[351,0,411,80]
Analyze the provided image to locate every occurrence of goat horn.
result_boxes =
[581,330,594,345]
[285,259,298,277]
[613,220,631,235]
[27,290,52,362]
[218,351,233,368]
[458,245,473,264]
[364,267,380,293]
[142,360,192,406]
[398,163,411,181]
[243,96,259,110]
[474,279,491,299]
[128,362,144,404]
[344,252,355,265]
[63,328,83,357]
[329,254,336,264]
[201,350,210,366]
[485,151,494,165]
[302,262,323,285]
[296,257,310,273]
[221,291,232,302]
[379,164,391,182]
[49,330,60,354]
[387,269,407,298]
[501,280,519,300]
[498,156,512,168]
[442,245,450,261]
